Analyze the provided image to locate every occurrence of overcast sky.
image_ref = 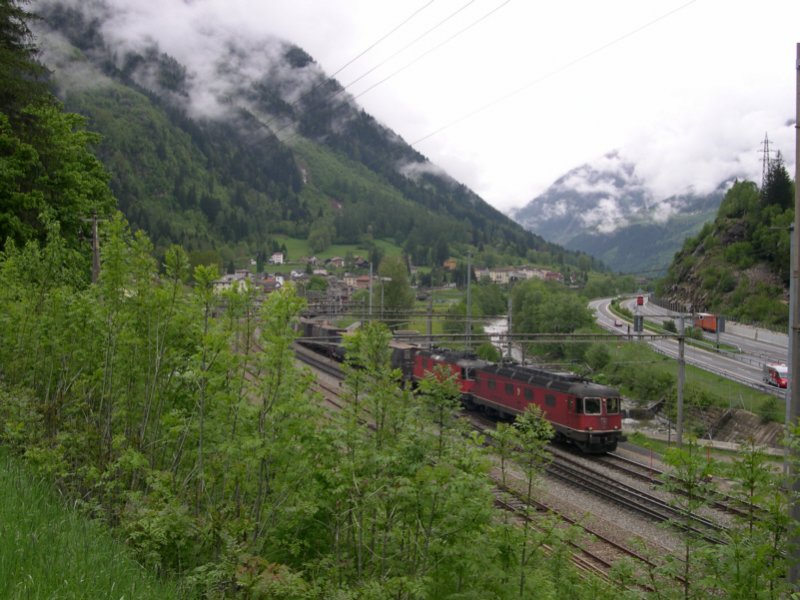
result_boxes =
[51,0,799,213]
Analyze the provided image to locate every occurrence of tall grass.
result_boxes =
[0,448,184,599]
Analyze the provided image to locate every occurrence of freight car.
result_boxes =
[297,317,346,360]
[297,318,417,381]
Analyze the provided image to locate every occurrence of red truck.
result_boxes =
[763,363,789,389]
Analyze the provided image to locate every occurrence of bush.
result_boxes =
[585,343,611,371]
[476,342,501,362]
[756,397,782,424]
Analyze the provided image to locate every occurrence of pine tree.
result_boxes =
[0,0,53,120]
[761,151,794,210]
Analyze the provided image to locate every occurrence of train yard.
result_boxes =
[292,339,744,589]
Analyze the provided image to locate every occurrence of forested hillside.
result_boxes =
[32,0,598,271]
[656,155,795,328]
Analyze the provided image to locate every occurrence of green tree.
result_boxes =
[511,279,593,358]
[585,342,611,371]
[711,439,789,598]
[510,406,554,597]
[0,105,115,255]
[659,439,717,599]
[761,151,794,210]
[307,217,334,253]
[378,254,413,316]
[0,0,53,119]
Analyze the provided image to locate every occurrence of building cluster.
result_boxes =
[213,253,564,299]
[212,253,372,300]
[474,266,564,285]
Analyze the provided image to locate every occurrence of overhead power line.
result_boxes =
[343,0,478,92]
[275,0,510,140]
[411,0,697,146]
[329,0,437,80]
[352,0,512,102]
[261,0,437,130]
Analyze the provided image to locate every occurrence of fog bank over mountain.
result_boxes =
[512,151,732,273]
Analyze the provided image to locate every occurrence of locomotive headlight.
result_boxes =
[587,427,592,431]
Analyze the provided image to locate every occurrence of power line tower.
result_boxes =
[760,131,773,190]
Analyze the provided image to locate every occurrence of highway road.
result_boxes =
[590,297,789,397]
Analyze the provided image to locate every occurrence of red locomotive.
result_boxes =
[413,349,623,453]
[297,319,624,453]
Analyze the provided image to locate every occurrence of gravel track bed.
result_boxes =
[491,453,683,556]
[539,466,684,555]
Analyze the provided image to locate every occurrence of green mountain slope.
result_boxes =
[34,2,598,271]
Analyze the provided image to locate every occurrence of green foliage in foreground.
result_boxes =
[0,221,796,597]
[0,219,621,599]
[0,446,183,599]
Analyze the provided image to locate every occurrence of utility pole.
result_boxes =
[465,252,472,351]
[789,41,800,591]
[787,226,794,476]
[80,211,103,283]
[91,212,100,283]
[676,314,685,447]
[507,295,513,360]
[427,295,433,349]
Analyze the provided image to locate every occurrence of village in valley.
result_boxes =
[213,250,566,299]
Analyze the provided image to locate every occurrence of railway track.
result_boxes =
[472,413,732,543]
[492,484,665,592]
[294,344,727,587]
[596,451,762,521]
[548,449,727,544]
[294,348,659,585]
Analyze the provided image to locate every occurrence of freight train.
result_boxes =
[297,318,623,453]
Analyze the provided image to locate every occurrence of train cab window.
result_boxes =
[545,394,556,407]
[504,383,514,395]
[461,367,474,381]
[606,398,620,414]
[524,388,533,400]
[583,397,602,415]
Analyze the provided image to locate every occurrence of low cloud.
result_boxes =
[398,159,448,182]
